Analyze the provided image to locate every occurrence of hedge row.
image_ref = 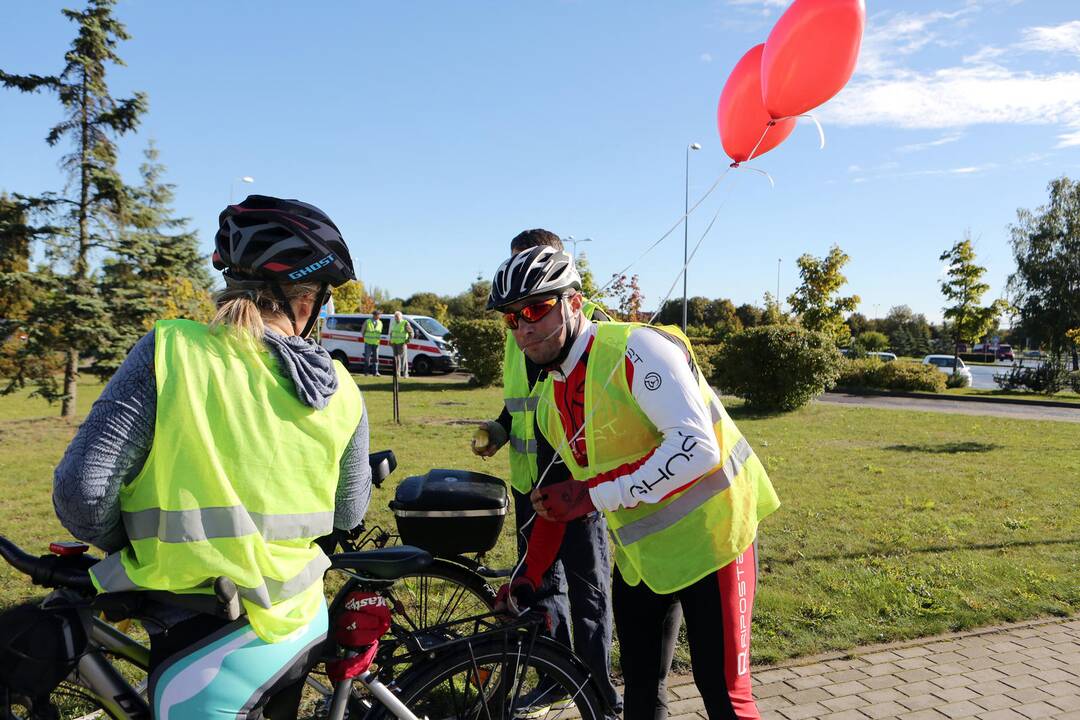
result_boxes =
[835,358,946,393]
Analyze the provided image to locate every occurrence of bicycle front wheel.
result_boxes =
[381,632,606,720]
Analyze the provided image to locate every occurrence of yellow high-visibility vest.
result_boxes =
[535,322,779,593]
[90,320,363,642]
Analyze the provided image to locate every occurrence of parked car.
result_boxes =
[869,351,897,362]
[922,354,972,386]
[320,313,458,375]
[971,343,1014,361]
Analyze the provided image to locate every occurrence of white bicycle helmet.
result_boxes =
[487,247,582,311]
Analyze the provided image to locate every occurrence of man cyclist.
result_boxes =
[487,247,780,720]
[53,195,370,719]
[471,229,623,717]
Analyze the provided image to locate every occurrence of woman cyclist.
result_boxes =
[53,195,370,718]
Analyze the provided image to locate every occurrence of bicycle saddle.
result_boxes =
[329,545,432,580]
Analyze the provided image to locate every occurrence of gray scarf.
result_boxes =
[263,329,340,410]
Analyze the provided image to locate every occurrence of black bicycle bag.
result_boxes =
[0,599,87,697]
[390,469,508,556]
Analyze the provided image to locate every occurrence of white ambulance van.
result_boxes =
[320,313,458,375]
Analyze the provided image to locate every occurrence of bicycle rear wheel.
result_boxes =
[389,558,497,637]
[378,632,606,720]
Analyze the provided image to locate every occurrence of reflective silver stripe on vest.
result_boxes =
[91,549,330,609]
[91,553,140,592]
[504,396,540,413]
[509,435,537,454]
[241,553,332,609]
[123,507,334,543]
[613,437,754,547]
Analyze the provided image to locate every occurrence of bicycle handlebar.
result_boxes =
[0,535,95,591]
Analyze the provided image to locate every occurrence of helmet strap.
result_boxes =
[270,282,329,339]
[545,300,582,370]
[298,283,331,339]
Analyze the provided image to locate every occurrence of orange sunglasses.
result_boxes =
[503,296,563,330]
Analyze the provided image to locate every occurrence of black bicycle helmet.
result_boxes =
[214,195,356,338]
[487,246,582,311]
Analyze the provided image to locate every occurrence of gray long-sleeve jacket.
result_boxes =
[53,328,371,553]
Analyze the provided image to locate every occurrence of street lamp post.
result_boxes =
[776,258,782,310]
[229,176,255,203]
[682,143,701,332]
[565,235,592,259]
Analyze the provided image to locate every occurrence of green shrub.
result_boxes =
[692,342,721,383]
[994,361,1071,394]
[855,330,890,352]
[711,324,842,411]
[835,357,885,388]
[1070,370,1080,394]
[446,319,505,387]
[835,358,946,393]
[878,361,947,392]
[945,369,970,389]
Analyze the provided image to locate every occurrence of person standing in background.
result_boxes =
[389,310,413,378]
[363,310,382,376]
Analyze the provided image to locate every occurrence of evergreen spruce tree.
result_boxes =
[1,0,147,415]
[99,141,211,371]
[939,233,1007,370]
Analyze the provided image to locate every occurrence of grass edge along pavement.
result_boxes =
[0,375,1077,668]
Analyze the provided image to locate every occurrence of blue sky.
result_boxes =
[2,0,1078,322]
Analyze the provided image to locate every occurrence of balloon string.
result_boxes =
[728,122,775,169]
[770,112,825,150]
[595,166,733,297]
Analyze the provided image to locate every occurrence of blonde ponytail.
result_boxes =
[211,281,322,338]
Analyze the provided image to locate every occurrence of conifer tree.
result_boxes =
[1,0,147,415]
[939,233,1007,369]
[98,142,211,371]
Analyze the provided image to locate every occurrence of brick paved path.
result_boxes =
[659,616,1080,720]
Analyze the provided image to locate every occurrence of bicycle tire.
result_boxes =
[389,558,497,635]
[373,632,606,720]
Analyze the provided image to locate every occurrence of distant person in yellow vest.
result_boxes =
[486,247,780,720]
[52,195,370,719]
[471,230,623,718]
[363,310,383,376]
[389,310,413,377]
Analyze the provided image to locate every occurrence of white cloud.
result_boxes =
[699,52,713,63]
[896,132,964,153]
[817,7,1080,138]
[1019,20,1080,55]
[1057,128,1080,148]
[821,65,1080,129]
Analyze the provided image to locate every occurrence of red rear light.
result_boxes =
[49,541,90,556]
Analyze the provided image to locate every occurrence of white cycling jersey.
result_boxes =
[547,323,721,512]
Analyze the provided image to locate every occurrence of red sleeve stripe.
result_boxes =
[587,447,657,489]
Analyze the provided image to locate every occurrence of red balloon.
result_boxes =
[761,0,865,119]
[717,44,797,165]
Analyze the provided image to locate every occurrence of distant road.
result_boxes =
[818,392,1080,423]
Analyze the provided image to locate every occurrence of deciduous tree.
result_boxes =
[787,245,860,343]
[1008,176,1080,369]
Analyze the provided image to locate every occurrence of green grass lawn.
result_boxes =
[1,373,1077,667]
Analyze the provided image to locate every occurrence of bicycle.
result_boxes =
[340,451,505,637]
[0,534,608,720]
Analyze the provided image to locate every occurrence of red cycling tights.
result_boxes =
[613,543,760,720]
